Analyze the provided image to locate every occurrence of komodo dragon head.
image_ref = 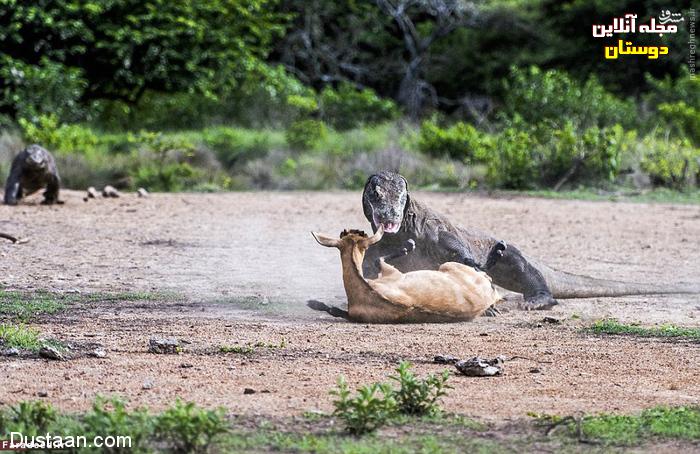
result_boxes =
[362,171,408,234]
[24,144,48,171]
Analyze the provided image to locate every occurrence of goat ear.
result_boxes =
[311,232,341,248]
[364,225,384,247]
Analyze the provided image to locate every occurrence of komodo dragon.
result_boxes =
[361,171,700,309]
[4,144,61,205]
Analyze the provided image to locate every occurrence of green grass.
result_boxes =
[558,407,700,446]
[0,323,42,350]
[587,319,700,340]
[219,345,255,354]
[0,291,67,321]
[0,290,179,322]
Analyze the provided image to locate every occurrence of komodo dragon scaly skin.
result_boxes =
[4,144,61,206]
[361,171,700,309]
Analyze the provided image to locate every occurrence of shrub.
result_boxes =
[389,362,451,416]
[80,397,152,453]
[2,401,58,437]
[331,377,397,435]
[202,127,281,169]
[0,323,42,351]
[285,119,328,150]
[417,119,493,162]
[658,101,700,146]
[503,66,637,130]
[18,114,98,156]
[639,135,699,189]
[154,399,228,454]
[486,127,539,189]
[320,83,398,130]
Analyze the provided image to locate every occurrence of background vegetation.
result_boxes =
[0,0,697,193]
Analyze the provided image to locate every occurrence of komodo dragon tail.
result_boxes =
[538,265,700,299]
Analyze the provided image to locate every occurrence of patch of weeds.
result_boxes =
[81,291,178,304]
[330,377,397,435]
[0,291,67,321]
[1,401,58,437]
[79,397,153,453]
[219,345,255,354]
[587,319,700,340]
[532,406,700,446]
[390,362,451,416]
[0,323,42,350]
[154,399,228,453]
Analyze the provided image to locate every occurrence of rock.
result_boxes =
[542,316,561,324]
[137,188,149,197]
[148,337,180,354]
[529,367,541,373]
[102,185,121,198]
[89,348,107,358]
[142,379,155,390]
[433,354,459,365]
[37,391,48,398]
[179,363,194,369]
[455,356,503,377]
[39,345,65,361]
[2,347,20,357]
[87,186,99,198]
[243,388,256,395]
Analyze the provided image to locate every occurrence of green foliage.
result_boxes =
[19,114,98,155]
[80,398,152,453]
[331,377,397,435]
[639,135,700,190]
[389,362,451,416]
[202,126,282,169]
[588,320,700,340]
[320,83,398,130]
[154,399,228,454]
[486,127,539,189]
[285,119,328,151]
[219,345,254,354]
[503,66,637,130]
[1,401,57,437]
[417,119,493,162]
[0,323,42,351]
[658,102,700,147]
[130,132,203,192]
[0,56,86,122]
[578,407,700,445]
[0,291,67,322]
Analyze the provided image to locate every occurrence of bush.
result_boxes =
[1,401,58,437]
[390,362,451,416]
[80,398,152,453]
[417,119,493,162]
[0,56,87,123]
[18,114,98,156]
[503,66,637,130]
[639,135,699,189]
[486,127,539,189]
[320,83,398,130]
[658,102,700,146]
[285,119,328,150]
[154,399,228,454]
[202,126,282,169]
[331,377,397,435]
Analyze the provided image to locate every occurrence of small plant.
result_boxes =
[390,362,451,416]
[587,320,700,340]
[80,397,152,453]
[0,323,42,350]
[154,399,228,454]
[331,377,396,435]
[4,401,58,436]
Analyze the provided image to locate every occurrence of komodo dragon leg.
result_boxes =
[374,239,416,270]
[438,231,506,271]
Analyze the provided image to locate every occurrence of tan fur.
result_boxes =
[312,227,501,323]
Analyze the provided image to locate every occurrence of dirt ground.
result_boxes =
[1,190,699,421]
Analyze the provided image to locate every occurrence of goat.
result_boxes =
[309,226,503,323]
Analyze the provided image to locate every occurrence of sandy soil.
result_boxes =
[1,190,699,420]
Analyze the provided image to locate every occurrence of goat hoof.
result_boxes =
[483,306,501,317]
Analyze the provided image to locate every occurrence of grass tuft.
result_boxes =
[587,319,700,340]
[0,323,42,350]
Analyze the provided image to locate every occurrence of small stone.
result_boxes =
[137,188,149,197]
[529,367,541,373]
[142,380,155,390]
[479,333,489,337]
[148,337,180,354]
[179,363,194,369]
[433,354,459,365]
[39,345,64,361]
[542,316,561,324]
[455,357,503,377]
[37,391,48,398]
[102,185,121,198]
[1,347,20,357]
[89,348,107,358]
[87,186,99,198]
[243,388,256,395]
